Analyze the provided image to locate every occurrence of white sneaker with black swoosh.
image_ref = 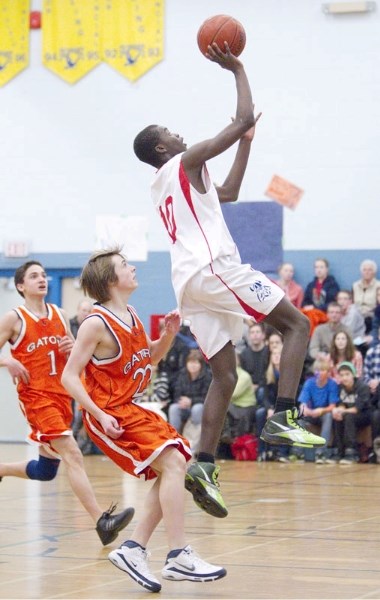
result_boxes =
[108,543,161,593]
[161,545,226,582]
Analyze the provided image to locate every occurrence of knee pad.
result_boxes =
[26,455,60,481]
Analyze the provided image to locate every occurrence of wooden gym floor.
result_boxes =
[1,442,380,600]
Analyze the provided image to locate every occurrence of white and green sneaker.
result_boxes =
[260,408,326,448]
[185,462,228,518]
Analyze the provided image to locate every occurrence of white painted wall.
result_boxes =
[0,0,378,255]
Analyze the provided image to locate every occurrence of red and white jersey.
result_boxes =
[10,303,71,400]
[85,304,152,410]
[151,153,240,306]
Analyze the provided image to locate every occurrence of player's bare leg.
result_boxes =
[185,341,237,518]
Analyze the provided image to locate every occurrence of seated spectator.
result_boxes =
[159,323,192,402]
[308,302,350,361]
[137,361,171,420]
[298,359,338,463]
[221,352,257,442]
[336,290,367,347]
[69,298,93,338]
[301,306,329,338]
[333,362,372,464]
[275,262,304,309]
[168,349,211,437]
[239,322,269,406]
[353,259,380,334]
[255,347,289,462]
[327,330,363,382]
[370,383,380,457]
[267,331,283,354]
[363,326,380,397]
[369,287,380,347]
[235,318,255,353]
[302,258,340,312]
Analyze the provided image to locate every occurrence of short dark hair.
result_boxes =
[315,257,329,268]
[14,261,44,297]
[80,247,121,304]
[249,321,266,334]
[133,125,161,167]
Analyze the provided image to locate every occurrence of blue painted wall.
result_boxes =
[1,249,379,330]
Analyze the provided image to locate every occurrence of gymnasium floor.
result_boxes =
[1,442,380,600]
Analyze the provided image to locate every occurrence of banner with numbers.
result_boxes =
[42,0,101,84]
[101,0,164,82]
[0,0,29,87]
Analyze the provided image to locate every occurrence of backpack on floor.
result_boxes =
[231,434,258,461]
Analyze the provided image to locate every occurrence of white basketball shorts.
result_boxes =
[181,255,284,360]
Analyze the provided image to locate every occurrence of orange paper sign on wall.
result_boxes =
[265,175,304,210]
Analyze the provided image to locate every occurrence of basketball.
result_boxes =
[197,15,246,58]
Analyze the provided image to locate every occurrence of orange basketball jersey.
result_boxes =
[84,304,152,408]
[10,303,71,400]
[83,304,191,480]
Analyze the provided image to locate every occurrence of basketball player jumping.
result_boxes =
[133,42,325,518]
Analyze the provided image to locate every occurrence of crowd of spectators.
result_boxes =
[72,257,380,466]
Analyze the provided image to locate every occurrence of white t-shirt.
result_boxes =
[151,153,240,305]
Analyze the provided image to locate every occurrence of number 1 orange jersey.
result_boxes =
[10,303,71,400]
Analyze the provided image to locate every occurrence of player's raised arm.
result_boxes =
[216,108,262,203]
[182,43,254,172]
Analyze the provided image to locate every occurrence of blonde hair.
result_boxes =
[80,247,122,304]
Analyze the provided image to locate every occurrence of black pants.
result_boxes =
[334,411,371,457]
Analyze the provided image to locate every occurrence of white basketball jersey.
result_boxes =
[151,153,240,306]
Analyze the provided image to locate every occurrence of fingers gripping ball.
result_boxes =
[197,15,246,57]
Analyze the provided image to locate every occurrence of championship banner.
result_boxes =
[42,0,101,84]
[0,0,29,87]
[101,0,164,82]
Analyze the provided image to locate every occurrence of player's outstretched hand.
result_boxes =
[205,41,243,72]
[163,310,181,336]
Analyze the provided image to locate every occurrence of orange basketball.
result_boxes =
[197,14,246,57]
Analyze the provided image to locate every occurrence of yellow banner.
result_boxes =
[42,0,101,84]
[0,0,29,87]
[101,0,164,82]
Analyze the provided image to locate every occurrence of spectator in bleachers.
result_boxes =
[159,323,193,403]
[221,351,257,442]
[327,330,363,382]
[308,302,350,361]
[239,322,269,406]
[267,331,283,354]
[369,287,380,347]
[363,325,380,397]
[336,290,367,346]
[256,346,289,462]
[353,259,380,334]
[298,358,338,463]
[275,262,304,309]
[302,258,340,312]
[333,362,372,464]
[69,299,93,339]
[168,349,211,435]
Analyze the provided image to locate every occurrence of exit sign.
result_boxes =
[4,241,30,258]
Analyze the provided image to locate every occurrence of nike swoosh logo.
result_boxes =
[176,562,196,572]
